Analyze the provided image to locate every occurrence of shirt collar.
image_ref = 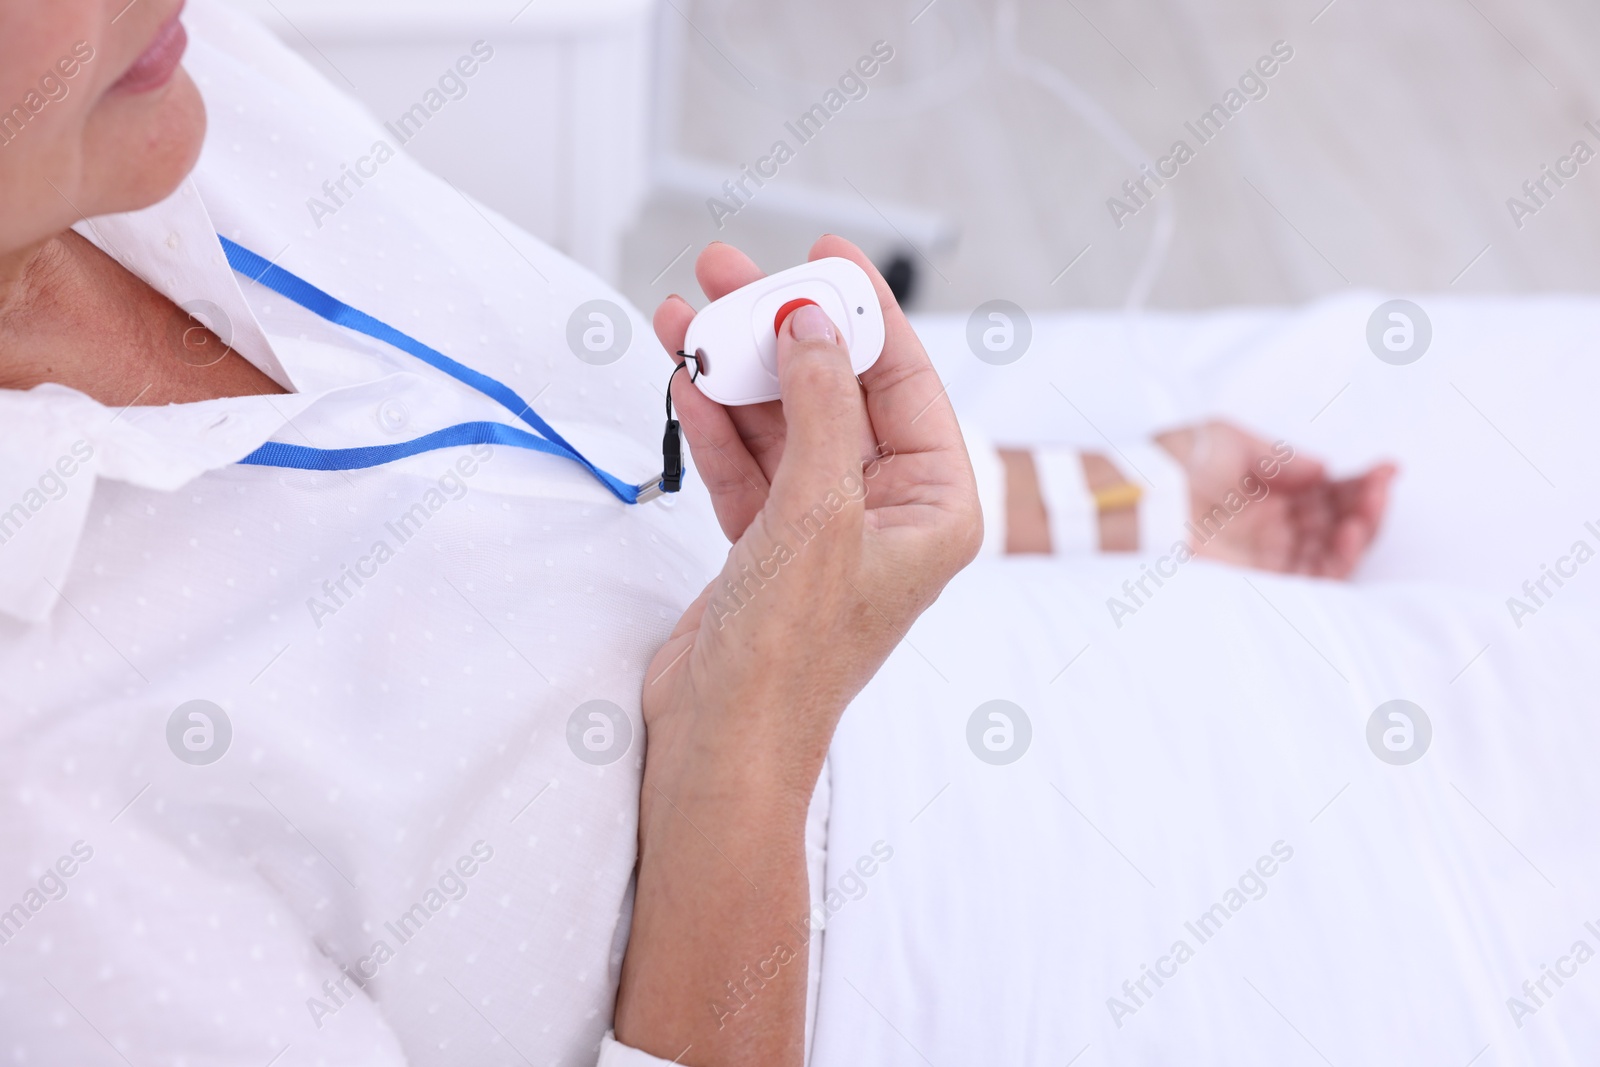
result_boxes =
[73,177,297,393]
[0,181,323,624]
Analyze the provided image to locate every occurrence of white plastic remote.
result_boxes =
[683,258,886,407]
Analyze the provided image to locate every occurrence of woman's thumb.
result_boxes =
[768,304,866,516]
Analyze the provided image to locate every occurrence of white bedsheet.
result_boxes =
[807,295,1600,1066]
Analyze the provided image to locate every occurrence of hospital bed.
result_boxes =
[806,295,1600,1065]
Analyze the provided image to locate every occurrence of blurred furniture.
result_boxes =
[225,0,656,282]
[648,1,959,261]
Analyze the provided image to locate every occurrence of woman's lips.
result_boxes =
[112,11,189,94]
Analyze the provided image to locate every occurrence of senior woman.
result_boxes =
[0,2,1401,1066]
[0,1,982,1063]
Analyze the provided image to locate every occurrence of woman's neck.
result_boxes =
[0,230,286,406]
[0,250,36,298]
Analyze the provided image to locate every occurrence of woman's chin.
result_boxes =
[83,67,208,218]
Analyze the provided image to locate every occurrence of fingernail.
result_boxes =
[790,304,837,343]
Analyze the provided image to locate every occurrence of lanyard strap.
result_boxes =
[243,421,582,471]
[221,237,651,504]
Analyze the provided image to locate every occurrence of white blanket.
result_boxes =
[808,295,1600,1066]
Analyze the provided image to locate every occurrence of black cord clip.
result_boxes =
[657,350,704,496]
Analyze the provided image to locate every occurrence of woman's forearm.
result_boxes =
[620,238,982,1064]
[1000,448,1139,553]
[614,750,817,1066]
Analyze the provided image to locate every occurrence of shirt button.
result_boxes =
[377,398,410,433]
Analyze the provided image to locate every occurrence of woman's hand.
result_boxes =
[639,236,980,794]
[1156,421,1396,578]
[614,236,981,1066]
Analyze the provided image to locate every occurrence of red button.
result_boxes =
[774,298,820,337]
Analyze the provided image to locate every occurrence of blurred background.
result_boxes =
[228,0,1600,313]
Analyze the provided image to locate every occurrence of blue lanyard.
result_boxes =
[221,237,655,505]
